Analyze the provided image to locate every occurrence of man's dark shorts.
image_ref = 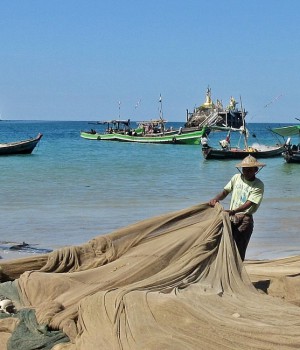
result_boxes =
[230,214,254,261]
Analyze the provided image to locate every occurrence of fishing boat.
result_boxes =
[282,145,300,163]
[81,95,210,145]
[80,119,132,141]
[202,140,285,159]
[201,102,285,160]
[81,118,208,145]
[108,124,208,145]
[0,133,43,156]
[185,87,244,129]
[272,124,300,163]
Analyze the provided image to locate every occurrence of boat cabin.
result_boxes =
[97,119,132,134]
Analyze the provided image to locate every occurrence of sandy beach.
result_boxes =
[0,204,299,350]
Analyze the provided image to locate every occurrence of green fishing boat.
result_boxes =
[81,95,209,145]
[80,118,209,145]
[80,119,132,141]
[81,119,208,145]
[106,128,207,145]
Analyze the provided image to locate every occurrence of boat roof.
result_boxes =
[136,119,168,125]
[210,125,241,132]
[271,125,300,137]
[97,119,131,126]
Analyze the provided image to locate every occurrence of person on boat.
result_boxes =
[219,130,231,150]
[219,139,229,150]
[201,134,209,148]
[208,155,265,261]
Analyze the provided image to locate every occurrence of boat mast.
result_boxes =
[118,100,121,120]
[159,94,165,134]
[240,96,248,150]
[159,94,163,120]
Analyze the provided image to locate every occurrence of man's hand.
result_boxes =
[208,199,218,207]
[208,190,228,207]
[225,209,235,215]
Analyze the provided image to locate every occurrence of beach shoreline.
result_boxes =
[0,250,41,261]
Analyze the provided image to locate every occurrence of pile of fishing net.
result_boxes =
[0,203,300,350]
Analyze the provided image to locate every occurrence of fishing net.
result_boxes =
[0,203,300,349]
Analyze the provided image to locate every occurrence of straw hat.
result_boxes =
[236,155,266,168]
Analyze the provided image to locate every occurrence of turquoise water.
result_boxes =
[0,120,299,260]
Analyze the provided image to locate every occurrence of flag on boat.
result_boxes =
[226,129,231,142]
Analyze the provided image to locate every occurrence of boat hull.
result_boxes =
[283,151,300,163]
[80,131,118,141]
[81,130,206,145]
[202,145,285,160]
[0,133,43,156]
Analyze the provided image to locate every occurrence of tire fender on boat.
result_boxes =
[97,136,101,140]
[172,137,177,143]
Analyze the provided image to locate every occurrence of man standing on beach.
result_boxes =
[208,155,265,261]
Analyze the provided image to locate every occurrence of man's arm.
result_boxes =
[209,189,229,207]
[226,200,253,215]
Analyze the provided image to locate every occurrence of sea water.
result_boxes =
[0,120,299,260]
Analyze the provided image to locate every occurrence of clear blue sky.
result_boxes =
[1,0,300,123]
